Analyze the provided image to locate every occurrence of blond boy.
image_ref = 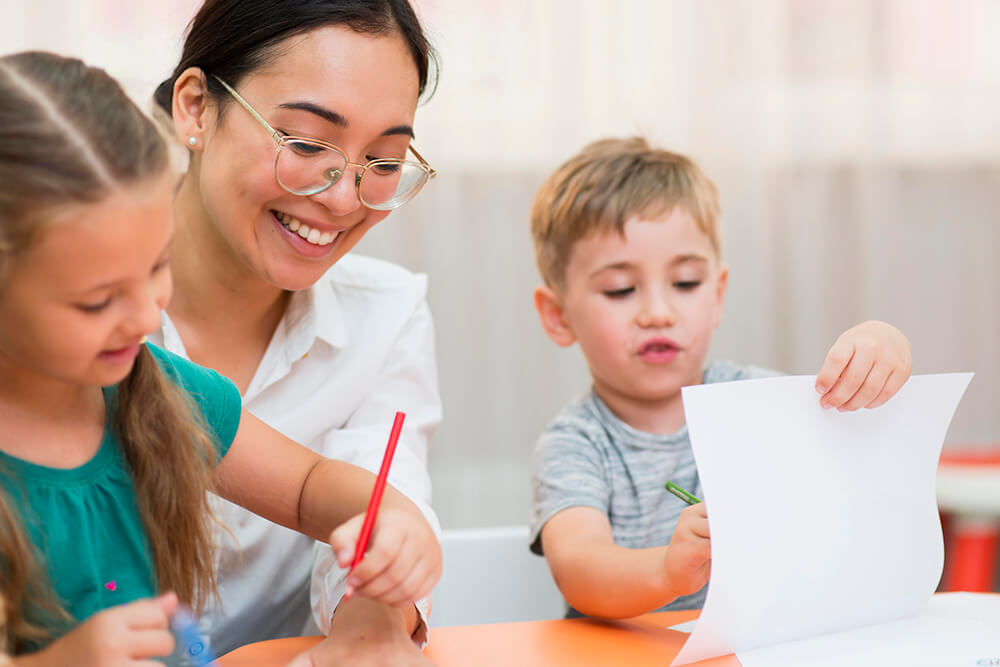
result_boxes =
[528,137,912,618]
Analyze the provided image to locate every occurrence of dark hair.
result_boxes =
[0,52,220,650]
[153,0,438,118]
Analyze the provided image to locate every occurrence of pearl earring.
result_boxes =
[188,136,197,146]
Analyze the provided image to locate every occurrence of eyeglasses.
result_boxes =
[213,76,436,211]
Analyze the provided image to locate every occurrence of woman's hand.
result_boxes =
[284,596,433,667]
[329,507,442,606]
[663,503,711,598]
[16,593,177,667]
[815,320,912,411]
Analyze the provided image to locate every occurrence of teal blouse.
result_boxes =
[0,343,241,640]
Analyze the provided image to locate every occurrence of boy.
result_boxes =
[528,137,912,619]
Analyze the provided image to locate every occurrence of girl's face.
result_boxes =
[0,175,174,388]
[189,25,421,291]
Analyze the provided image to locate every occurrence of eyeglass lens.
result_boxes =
[276,139,428,210]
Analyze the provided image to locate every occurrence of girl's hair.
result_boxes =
[0,51,220,650]
[153,0,438,120]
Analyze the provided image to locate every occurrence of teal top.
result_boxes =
[0,343,241,642]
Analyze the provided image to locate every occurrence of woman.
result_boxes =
[150,1,442,663]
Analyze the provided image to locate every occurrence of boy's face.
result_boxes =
[535,208,727,413]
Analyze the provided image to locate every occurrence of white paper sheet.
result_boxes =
[739,593,1000,667]
[671,373,973,666]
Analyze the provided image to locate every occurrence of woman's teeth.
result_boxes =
[275,212,339,246]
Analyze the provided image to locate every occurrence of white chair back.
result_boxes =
[430,525,566,627]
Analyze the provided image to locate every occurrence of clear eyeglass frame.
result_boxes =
[212,76,436,211]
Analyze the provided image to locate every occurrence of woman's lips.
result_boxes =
[271,210,344,258]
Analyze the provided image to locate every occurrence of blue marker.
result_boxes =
[170,605,218,667]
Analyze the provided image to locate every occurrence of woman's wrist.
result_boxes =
[330,595,416,642]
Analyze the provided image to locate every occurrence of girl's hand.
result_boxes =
[330,507,442,607]
[815,320,912,411]
[663,503,711,598]
[18,593,177,667]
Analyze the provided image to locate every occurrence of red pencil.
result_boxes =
[345,411,406,598]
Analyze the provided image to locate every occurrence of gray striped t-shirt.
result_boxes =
[529,360,778,613]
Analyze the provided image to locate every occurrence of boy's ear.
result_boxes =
[171,67,211,147]
[712,264,729,328]
[533,285,576,347]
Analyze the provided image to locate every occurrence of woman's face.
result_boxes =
[193,25,420,290]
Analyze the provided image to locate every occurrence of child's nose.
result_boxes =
[636,296,676,329]
[129,281,169,338]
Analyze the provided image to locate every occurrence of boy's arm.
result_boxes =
[815,320,912,411]
[541,504,710,619]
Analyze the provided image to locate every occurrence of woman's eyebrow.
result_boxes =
[278,101,414,138]
[279,101,347,127]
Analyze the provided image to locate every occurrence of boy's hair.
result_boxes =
[0,52,220,650]
[530,136,722,289]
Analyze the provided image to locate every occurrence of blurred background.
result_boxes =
[3,0,999,532]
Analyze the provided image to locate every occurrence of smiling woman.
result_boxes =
[148,1,443,664]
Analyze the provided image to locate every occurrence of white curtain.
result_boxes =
[4,1,999,529]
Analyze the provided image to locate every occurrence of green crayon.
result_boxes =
[665,481,702,505]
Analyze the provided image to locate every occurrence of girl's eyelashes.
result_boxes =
[76,296,112,314]
[603,286,635,299]
[74,260,166,314]
[673,280,702,291]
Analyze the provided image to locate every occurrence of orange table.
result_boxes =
[217,610,740,666]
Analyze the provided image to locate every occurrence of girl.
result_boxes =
[0,50,440,665]
[151,1,443,662]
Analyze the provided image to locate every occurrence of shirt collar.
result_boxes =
[285,276,349,352]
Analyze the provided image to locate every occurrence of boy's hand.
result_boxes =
[18,593,177,667]
[663,503,711,598]
[815,320,912,411]
[330,507,442,607]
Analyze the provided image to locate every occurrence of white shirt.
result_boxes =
[149,253,441,655]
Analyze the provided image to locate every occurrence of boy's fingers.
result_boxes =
[815,341,854,395]
[840,363,891,411]
[822,351,874,409]
[867,370,904,409]
[691,515,710,539]
[678,505,710,539]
